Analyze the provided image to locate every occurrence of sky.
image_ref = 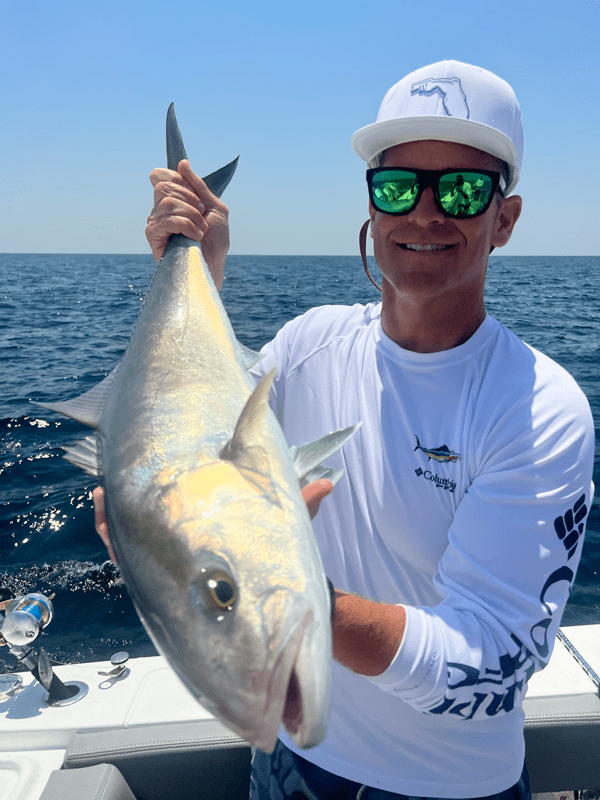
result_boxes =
[1,0,598,256]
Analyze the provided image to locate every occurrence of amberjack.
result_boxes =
[36,105,359,752]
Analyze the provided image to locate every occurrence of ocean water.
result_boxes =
[0,253,598,672]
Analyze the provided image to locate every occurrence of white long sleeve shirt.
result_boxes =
[251,302,595,798]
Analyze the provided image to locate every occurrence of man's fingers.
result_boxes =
[148,194,208,235]
[177,160,210,199]
[152,180,205,214]
[149,166,195,190]
[145,215,208,263]
[301,479,334,520]
[178,161,229,219]
[92,486,117,563]
[147,214,206,241]
[150,162,228,215]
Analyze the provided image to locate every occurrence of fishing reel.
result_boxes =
[0,592,54,648]
[0,589,87,705]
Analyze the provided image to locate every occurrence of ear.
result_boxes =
[491,195,522,249]
[368,200,382,240]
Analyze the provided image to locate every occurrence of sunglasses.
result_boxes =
[367,168,506,219]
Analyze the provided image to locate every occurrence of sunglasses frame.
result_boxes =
[367,167,505,220]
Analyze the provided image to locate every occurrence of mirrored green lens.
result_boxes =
[371,170,419,213]
[438,171,493,217]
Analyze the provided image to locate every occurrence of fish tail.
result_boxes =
[166,104,239,198]
[414,434,421,452]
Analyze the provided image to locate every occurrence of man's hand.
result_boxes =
[146,160,230,290]
[92,479,334,564]
[301,479,334,518]
[92,486,116,562]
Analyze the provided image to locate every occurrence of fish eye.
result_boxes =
[191,553,239,621]
[206,570,237,609]
[195,567,238,618]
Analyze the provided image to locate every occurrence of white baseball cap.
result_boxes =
[351,61,524,195]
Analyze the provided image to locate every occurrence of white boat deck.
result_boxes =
[527,625,600,698]
[0,656,217,800]
[1,625,599,800]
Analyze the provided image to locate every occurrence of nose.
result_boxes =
[407,186,446,225]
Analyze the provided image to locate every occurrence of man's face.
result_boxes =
[369,140,521,303]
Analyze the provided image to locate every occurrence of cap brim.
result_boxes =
[352,116,520,194]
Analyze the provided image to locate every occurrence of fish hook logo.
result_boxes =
[410,77,469,118]
[414,435,461,463]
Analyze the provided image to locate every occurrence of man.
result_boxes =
[95,61,595,800]
[446,173,474,215]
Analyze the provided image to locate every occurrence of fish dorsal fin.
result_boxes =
[238,342,265,371]
[289,423,362,485]
[220,369,279,505]
[221,369,276,463]
[62,435,100,476]
[33,364,120,428]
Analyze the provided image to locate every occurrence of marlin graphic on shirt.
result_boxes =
[414,435,461,463]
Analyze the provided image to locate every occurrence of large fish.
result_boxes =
[36,105,358,752]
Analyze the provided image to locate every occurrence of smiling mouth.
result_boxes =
[399,243,454,251]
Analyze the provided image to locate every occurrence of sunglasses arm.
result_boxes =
[359,219,382,292]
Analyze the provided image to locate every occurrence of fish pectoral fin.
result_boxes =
[221,368,276,462]
[289,422,362,484]
[33,364,120,428]
[62,435,100,476]
[299,464,344,489]
[237,450,281,507]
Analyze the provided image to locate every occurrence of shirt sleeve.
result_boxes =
[370,369,595,722]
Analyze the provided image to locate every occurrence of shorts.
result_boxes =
[249,738,531,800]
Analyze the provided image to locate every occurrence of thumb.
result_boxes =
[301,479,334,520]
[92,486,118,563]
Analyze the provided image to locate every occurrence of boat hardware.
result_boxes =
[0,673,23,699]
[557,629,600,696]
[1,590,88,705]
[98,650,130,678]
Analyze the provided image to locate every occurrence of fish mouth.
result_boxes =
[282,663,303,735]
[252,611,314,753]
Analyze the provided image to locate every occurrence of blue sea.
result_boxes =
[1,253,598,672]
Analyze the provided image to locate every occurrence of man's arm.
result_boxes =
[332,590,406,676]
